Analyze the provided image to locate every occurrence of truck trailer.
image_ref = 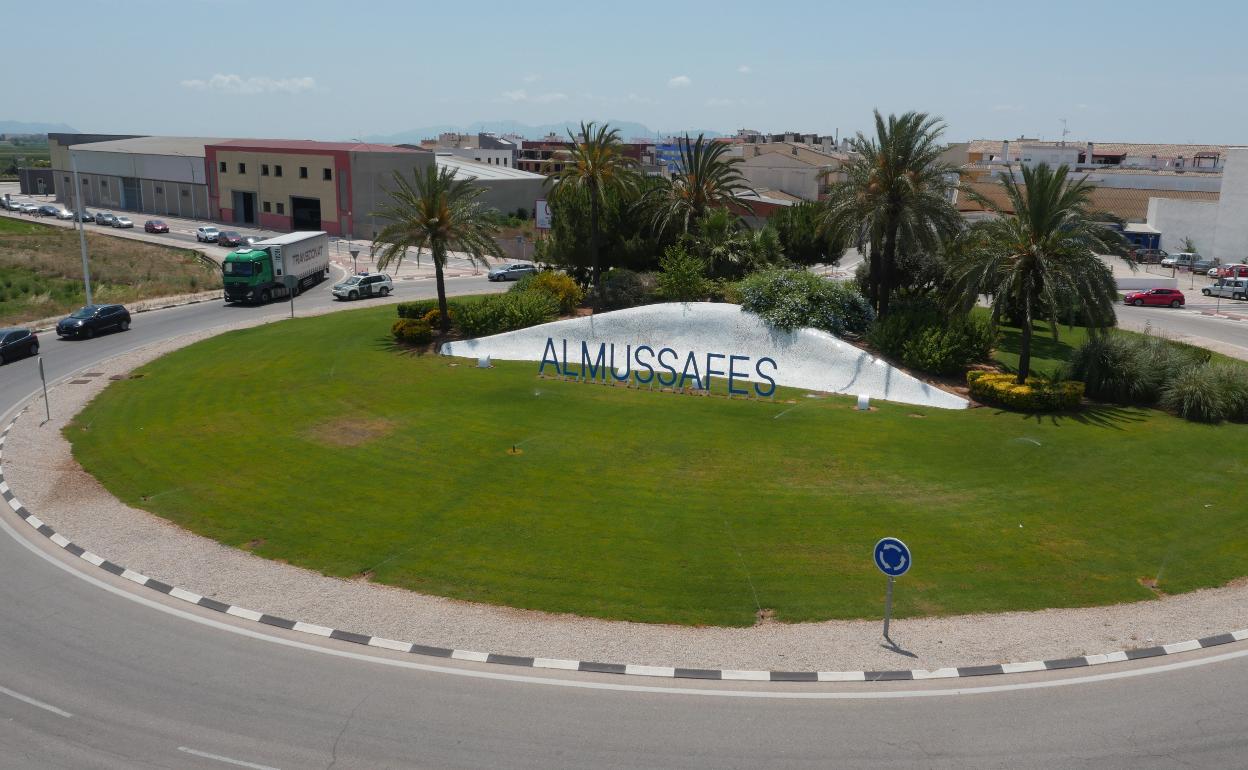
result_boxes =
[222,231,330,304]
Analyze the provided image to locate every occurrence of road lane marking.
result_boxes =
[0,684,73,717]
[177,747,280,769]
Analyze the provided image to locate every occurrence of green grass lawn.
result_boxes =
[67,305,1248,626]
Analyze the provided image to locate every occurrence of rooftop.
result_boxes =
[434,154,545,182]
[968,139,1231,158]
[73,136,229,157]
[212,139,422,153]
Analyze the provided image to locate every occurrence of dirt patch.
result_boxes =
[303,416,396,448]
[241,538,266,551]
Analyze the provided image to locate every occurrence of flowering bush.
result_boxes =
[967,371,1084,411]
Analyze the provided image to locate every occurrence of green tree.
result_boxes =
[655,243,710,301]
[822,111,962,317]
[546,121,639,289]
[371,164,503,335]
[772,201,847,267]
[647,134,754,235]
[948,163,1125,383]
[686,208,784,279]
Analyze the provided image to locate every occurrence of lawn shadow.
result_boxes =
[374,336,436,357]
[998,403,1146,431]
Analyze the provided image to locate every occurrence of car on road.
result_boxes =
[217,231,245,248]
[0,328,38,364]
[1203,279,1248,301]
[74,210,95,223]
[16,202,39,214]
[487,263,539,282]
[332,273,393,300]
[54,207,75,220]
[112,216,134,229]
[144,219,169,233]
[242,235,262,248]
[1123,288,1185,308]
[1130,247,1168,264]
[94,212,118,226]
[36,204,62,217]
[0,198,19,211]
[195,226,220,242]
[55,304,131,339]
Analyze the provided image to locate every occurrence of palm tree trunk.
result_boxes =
[589,187,601,291]
[434,246,450,336]
[1017,296,1033,384]
[879,217,900,318]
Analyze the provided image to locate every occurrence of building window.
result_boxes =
[238,163,246,174]
[219,161,226,172]
[82,178,88,185]
[299,167,308,179]
[276,202,285,214]
[63,175,70,184]
[155,186,163,194]
[262,164,269,176]
[181,189,189,197]
[263,201,271,213]
[100,180,107,188]
[275,165,282,177]
[322,168,332,181]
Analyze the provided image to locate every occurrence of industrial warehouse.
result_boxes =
[46,133,545,239]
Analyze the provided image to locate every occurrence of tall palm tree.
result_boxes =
[371,164,503,334]
[948,163,1124,383]
[545,121,638,289]
[821,110,962,317]
[647,134,754,235]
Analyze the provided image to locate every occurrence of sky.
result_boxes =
[7,0,1248,144]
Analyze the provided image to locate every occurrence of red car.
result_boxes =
[1124,288,1185,308]
[217,231,244,247]
[144,219,169,233]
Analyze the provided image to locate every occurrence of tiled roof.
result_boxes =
[967,139,1230,158]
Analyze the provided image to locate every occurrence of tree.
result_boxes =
[545,121,639,289]
[821,111,962,317]
[685,207,783,279]
[647,134,754,235]
[371,164,503,334]
[948,163,1125,383]
[772,201,847,267]
[536,177,667,279]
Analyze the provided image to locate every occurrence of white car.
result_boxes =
[113,216,134,229]
[54,208,75,220]
[16,202,39,214]
[332,273,393,300]
[195,226,220,242]
[487,263,539,282]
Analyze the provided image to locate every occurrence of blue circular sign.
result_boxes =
[874,537,911,577]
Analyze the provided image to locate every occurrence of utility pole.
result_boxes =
[70,150,93,305]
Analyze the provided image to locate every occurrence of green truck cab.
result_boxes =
[222,249,275,303]
[221,231,330,304]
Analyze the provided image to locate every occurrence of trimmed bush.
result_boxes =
[391,318,432,345]
[655,244,710,302]
[455,291,558,337]
[867,298,993,376]
[967,371,1084,412]
[422,307,454,328]
[396,300,438,319]
[510,270,584,314]
[738,268,874,336]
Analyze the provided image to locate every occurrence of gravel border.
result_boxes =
[4,321,1248,674]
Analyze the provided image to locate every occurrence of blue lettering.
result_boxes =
[678,351,703,390]
[561,338,579,378]
[634,345,656,384]
[581,341,607,381]
[539,337,561,376]
[610,344,633,382]
[704,353,726,392]
[754,357,778,397]
[657,348,679,387]
[728,355,751,395]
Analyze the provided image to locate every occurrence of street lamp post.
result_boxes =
[70,150,93,305]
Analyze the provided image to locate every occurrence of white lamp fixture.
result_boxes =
[478,355,492,369]
[857,394,870,411]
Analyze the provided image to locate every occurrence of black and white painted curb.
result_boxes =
[3,412,1246,683]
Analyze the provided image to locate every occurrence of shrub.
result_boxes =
[455,291,558,337]
[900,319,994,377]
[1209,363,1248,422]
[595,268,654,310]
[391,318,432,345]
[422,307,454,328]
[1066,332,1210,406]
[655,244,710,302]
[738,268,874,336]
[1160,365,1231,423]
[396,300,438,319]
[967,371,1084,411]
[510,270,584,314]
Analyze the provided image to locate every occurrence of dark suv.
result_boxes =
[0,328,39,364]
[56,304,131,339]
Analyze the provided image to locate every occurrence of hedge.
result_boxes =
[967,371,1084,412]
[391,318,432,345]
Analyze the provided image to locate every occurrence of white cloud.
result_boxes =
[498,89,567,104]
[179,74,317,95]
[668,75,692,88]
[989,104,1025,113]
[737,64,752,74]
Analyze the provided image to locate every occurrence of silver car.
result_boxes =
[113,216,134,229]
[95,212,118,226]
[487,263,539,282]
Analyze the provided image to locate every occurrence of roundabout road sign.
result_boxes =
[874,537,911,578]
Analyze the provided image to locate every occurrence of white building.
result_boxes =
[1146,147,1248,261]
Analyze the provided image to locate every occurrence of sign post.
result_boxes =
[873,537,911,641]
[283,274,297,319]
[38,357,50,425]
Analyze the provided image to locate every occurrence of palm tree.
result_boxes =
[545,121,638,289]
[948,163,1125,383]
[821,111,962,317]
[647,134,755,235]
[371,164,503,334]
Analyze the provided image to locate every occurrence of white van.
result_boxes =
[1202,278,1248,301]
[1160,252,1198,269]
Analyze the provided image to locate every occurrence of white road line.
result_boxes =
[177,746,280,769]
[0,684,73,718]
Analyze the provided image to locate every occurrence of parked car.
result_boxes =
[144,219,169,233]
[16,202,39,214]
[332,273,393,300]
[242,235,262,248]
[0,198,18,211]
[54,208,75,220]
[94,212,118,226]
[0,328,38,364]
[1123,288,1185,308]
[1214,264,1248,279]
[1130,247,1168,264]
[55,304,131,339]
[1203,279,1248,301]
[1160,252,1198,269]
[74,210,95,222]
[1191,257,1219,273]
[195,226,220,242]
[112,216,134,229]
[217,231,244,247]
[36,204,61,217]
[487,263,539,282]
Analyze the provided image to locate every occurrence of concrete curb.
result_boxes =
[3,408,1245,683]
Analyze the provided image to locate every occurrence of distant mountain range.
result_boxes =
[0,120,79,135]
[364,120,725,144]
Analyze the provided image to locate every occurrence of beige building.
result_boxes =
[737,143,849,202]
